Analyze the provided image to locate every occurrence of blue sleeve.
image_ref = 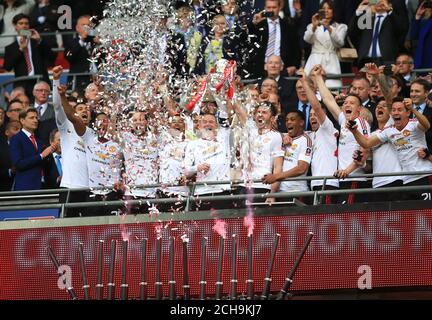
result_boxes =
[10,137,43,171]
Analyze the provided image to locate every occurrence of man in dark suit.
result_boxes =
[349,75,378,129]
[248,0,301,80]
[32,81,57,146]
[285,78,315,131]
[348,0,408,67]
[5,100,25,124]
[0,121,21,191]
[410,78,432,150]
[394,53,414,97]
[9,108,56,191]
[64,15,101,94]
[44,129,62,188]
[263,55,297,112]
[3,14,54,98]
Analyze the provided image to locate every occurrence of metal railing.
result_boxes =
[242,68,432,85]
[0,71,97,102]
[0,31,77,38]
[0,171,431,217]
[0,74,44,106]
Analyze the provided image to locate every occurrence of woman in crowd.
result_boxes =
[303,0,347,89]
[411,1,432,69]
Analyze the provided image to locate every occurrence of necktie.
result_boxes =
[413,105,422,118]
[265,20,277,58]
[23,45,33,74]
[36,105,42,118]
[371,15,383,58]
[55,154,63,177]
[227,16,234,30]
[29,134,37,150]
[302,104,309,130]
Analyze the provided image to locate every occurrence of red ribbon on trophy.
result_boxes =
[185,77,208,113]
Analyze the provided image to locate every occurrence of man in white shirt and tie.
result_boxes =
[222,0,239,30]
[3,13,53,99]
[395,53,414,83]
[349,0,407,66]
[410,78,432,150]
[249,0,301,79]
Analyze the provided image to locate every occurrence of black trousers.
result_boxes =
[312,185,339,204]
[192,190,234,211]
[157,190,186,213]
[372,180,404,202]
[121,195,156,215]
[61,190,89,218]
[338,180,371,204]
[86,191,121,216]
[404,176,432,201]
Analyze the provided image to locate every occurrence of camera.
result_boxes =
[318,9,326,20]
[19,29,32,38]
[347,120,357,130]
[427,90,432,101]
[383,64,393,76]
[354,150,363,162]
[263,11,274,18]
[368,0,378,5]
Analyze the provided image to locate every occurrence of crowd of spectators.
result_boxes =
[0,0,432,216]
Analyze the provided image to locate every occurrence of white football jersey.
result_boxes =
[184,128,231,195]
[309,116,339,189]
[243,120,284,190]
[338,113,370,181]
[279,133,312,192]
[53,79,89,188]
[82,129,123,195]
[377,119,432,184]
[121,131,159,198]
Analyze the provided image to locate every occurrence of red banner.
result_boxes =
[1,209,432,299]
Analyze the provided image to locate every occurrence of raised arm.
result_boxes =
[347,122,382,149]
[57,85,87,136]
[404,98,431,131]
[229,98,248,126]
[51,66,68,127]
[363,63,392,110]
[313,65,342,119]
[302,70,326,124]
